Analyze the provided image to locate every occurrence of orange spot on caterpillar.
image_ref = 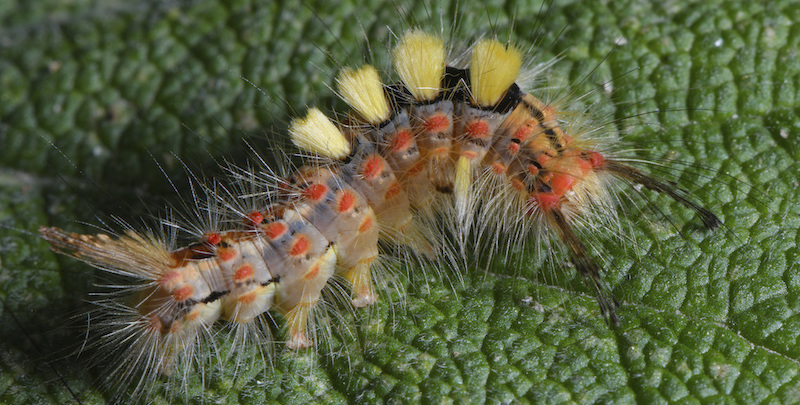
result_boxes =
[234,264,254,282]
[264,222,287,239]
[207,233,221,245]
[305,264,320,280]
[337,191,356,213]
[508,141,520,154]
[390,129,413,152]
[586,151,604,168]
[424,114,449,132]
[173,285,193,302]
[362,155,384,180]
[432,147,449,156]
[527,164,539,176]
[218,248,237,262]
[161,270,180,284]
[384,182,401,199]
[461,151,478,160]
[359,215,373,233]
[303,183,328,202]
[466,120,489,139]
[550,173,576,195]
[290,235,309,257]
[491,162,506,175]
[577,157,592,173]
[514,122,534,141]
[238,291,257,304]
[531,192,561,211]
[147,314,164,333]
[536,153,552,166]
[247,211,264,226]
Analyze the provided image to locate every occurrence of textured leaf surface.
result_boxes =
[1,0,798,403]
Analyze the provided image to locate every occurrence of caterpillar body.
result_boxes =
[35,27,726,402]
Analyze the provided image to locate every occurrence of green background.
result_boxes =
[1,0,799,403]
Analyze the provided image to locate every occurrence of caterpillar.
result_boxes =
[3,0,796,404]
[40,24,723,402]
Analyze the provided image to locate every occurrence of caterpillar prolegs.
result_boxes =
[39,29,723,399]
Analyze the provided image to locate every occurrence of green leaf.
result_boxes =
[1,0,798,403]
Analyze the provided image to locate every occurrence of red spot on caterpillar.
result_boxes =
[461,151,478,160]
[207,233,221,245]
[531,192,561,211]
[390,129,413,152]
[508,141,520,154]
[173,285,193,302]
[577,157,592,173]
[305,264,320,280]
[290,235,309,257]
[586,151,605,168]
[247,211,263,226]
[264,222,287,239]
[537,153,552,166]
[466,120,489,139]
[362,155,384,180]
[424,114,449,133]
[514,122,534,141]
[359,215,373,233]
[432,147,449,156]
[303,184,328,202]
[527,164,539,176]
[238,291,256,304]
[337,191,356,213]
[550,173,576,195]
[234,264,254,282]
[161,270,180,285]
[491,162,506,175]
[147,314,165,333]
[218,248,237,262]
[384,182,401,199]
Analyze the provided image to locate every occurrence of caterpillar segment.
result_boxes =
[287,166,380,308]
[336,66,435,215]
[39,28,721,389]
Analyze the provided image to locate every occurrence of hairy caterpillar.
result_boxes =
[31,21,724,402]
[3,1,798,404]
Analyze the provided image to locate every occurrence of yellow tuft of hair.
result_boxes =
[392,29,445,102]
[470,38,522,107]
[454,155,472,220]
[336,65,391,125]
[289,108,351,159]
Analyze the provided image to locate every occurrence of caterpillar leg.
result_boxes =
[344,260,378,308]
[272,228,338,349]
[284,302,313,349]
